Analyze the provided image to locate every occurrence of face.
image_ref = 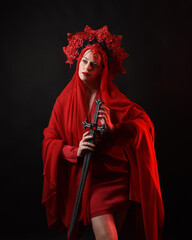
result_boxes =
[78,49,103,82]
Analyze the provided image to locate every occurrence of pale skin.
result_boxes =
[77,49,120,240]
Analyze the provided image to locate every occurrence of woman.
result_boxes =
[42,25,164,240]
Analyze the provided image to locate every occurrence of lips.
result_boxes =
[82,72,90,77]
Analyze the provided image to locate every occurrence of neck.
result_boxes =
[83,79,100,98]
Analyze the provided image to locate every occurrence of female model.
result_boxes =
[42,25,164,240]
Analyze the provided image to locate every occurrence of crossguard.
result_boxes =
[82,98,105,135]
[82,119,105,135]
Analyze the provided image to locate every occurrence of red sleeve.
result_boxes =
[61,145,78,164]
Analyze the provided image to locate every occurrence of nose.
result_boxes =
[87,63,92,71]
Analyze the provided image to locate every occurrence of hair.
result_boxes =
[78,44,108,70]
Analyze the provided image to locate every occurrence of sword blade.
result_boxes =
[68,98,104,239]
[68,150,92,238]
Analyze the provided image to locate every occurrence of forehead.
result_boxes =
[83,49,101,63]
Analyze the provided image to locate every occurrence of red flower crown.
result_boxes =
[63,25,129,78]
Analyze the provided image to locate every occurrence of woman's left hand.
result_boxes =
[97,105,114,133]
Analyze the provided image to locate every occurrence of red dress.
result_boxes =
[42,49,165,240]
[61,90,131,220]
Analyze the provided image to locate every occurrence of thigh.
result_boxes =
[91,214,118,240]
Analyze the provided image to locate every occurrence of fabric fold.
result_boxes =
[42,46,164,240]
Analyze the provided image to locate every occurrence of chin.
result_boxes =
[80,74,92,82]
[79,73,86,81]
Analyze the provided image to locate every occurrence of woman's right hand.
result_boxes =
[77,131,96,158]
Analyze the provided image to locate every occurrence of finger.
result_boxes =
[98,115,107,123]
[98,110,106,113]
[98,108,108,112]
[97,110,107,116]
[101,105,109,111]
[83,135,94,140]
[83,131,90,136]
[98,114,107,119]
[83,142,96,147]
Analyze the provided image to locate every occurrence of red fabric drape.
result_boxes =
[42,47,164,240]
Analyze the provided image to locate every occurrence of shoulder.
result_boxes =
[56,82,74,106]
[50,82,74,116]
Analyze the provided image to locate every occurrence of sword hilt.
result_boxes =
[82,119,105,135]
[82,98,105,135]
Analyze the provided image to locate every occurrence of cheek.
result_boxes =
[94,67,102,76]
[78,63,83,79]
[79,62,83,73]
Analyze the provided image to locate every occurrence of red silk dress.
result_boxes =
[61,90,131,220]
[42,49,165,240]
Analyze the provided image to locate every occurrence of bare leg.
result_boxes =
[91,214,118,240]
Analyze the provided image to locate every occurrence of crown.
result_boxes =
[63,25,129,78]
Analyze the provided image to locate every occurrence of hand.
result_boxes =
[77,131,96,158]
[97,105,114,133]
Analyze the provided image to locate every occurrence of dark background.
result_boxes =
[1,0,192,239]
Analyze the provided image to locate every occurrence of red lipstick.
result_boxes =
[82,72,90,77]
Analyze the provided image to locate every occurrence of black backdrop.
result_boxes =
[1,0,192,239]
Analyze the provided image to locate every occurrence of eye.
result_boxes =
[82,59,87,64]
[90,62,98,68]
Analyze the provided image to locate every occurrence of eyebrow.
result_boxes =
[83,56,98,64]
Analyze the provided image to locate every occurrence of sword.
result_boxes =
[68,98,105,239]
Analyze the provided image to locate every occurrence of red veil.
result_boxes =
[42,40,164,239]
